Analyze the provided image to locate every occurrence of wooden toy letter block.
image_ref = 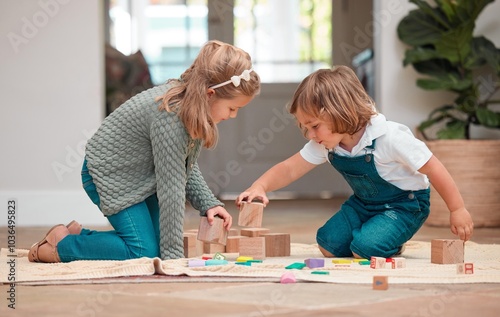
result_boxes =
[373,276,389,290]
[457,263,474,274]
[370,256,386,269]
[431,239,464,264]
[391,257,406,269]
[197,217,228,245]
[238,237,266,260]
[262,233,291,257]
[238,201,264,227]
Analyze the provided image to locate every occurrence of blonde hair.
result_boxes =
[289,65,376,135]
[157,40,260,148]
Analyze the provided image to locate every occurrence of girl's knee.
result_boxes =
[129,245,159,259]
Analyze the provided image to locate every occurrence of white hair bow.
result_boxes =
[210,69,254,89]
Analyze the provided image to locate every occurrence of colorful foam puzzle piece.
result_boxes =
[285,262,306,270]
[305,258,325,268]
[236,256,254,262]
[188,259,206,267]
[280,272,296,284]
[205,259,229,266]
[311,271,330,275]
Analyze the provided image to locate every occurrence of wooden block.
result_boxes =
[225,235,248,253]
[183,232,198,258]
[197,217,228,245]
[262,233,291,257]
[228,228,240,236]
[203,242,225,254]
[391,257,406,269]
[238,236,266,260]
[431,239,464,264]
[238,201,264,227]
[370,256,386,269]
[457,263,474,274]
[373,276,389,290]
[240,228,271,237]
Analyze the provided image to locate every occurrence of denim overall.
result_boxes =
[316,140,430,259]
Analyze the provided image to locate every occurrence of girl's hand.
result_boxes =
[449,207,474,241]
[206,206,232,230]
[236,184,269,207]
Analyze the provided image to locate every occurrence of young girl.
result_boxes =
[237,66,473,259]
[29,40,260,262]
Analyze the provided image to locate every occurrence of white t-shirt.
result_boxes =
[300,113,433,191]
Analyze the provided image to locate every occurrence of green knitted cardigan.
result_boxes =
[85,83,223,259]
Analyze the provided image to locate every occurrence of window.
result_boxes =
[107,0,332,84]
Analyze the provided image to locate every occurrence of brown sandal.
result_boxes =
[66,220,82,235]
[28,224,69,263]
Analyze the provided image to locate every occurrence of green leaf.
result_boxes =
[416,76,471,91]
[397,9,443,46]
[434,23,473,64]
[436,120,467,139]
[470,36,500,73]
[476,107,500,128]
[454,0,495,25]
[403,47,442,66]
[410,0,451,28]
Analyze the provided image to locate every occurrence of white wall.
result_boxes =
[1,0,499,227]
[374,0,500,133]
[0,0,106,225]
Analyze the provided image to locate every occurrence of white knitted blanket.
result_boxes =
[2,241,499,285]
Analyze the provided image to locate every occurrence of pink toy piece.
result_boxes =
[280,272,296,284]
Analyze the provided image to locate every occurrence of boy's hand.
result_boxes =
[450,207,474,241]
[236,184,269,207]
[206,206,232,230]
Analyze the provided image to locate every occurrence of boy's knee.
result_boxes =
[318,245,335,257]
[350,239,395,259]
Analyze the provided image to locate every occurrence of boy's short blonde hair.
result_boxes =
[289,65,376,135]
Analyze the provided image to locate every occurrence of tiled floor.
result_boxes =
[1,198,499,317]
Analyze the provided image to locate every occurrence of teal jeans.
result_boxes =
[57,159,160,262]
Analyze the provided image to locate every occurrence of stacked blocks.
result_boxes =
[183,202,291,259]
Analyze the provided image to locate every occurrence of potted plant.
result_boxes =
[397,0,500,227]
